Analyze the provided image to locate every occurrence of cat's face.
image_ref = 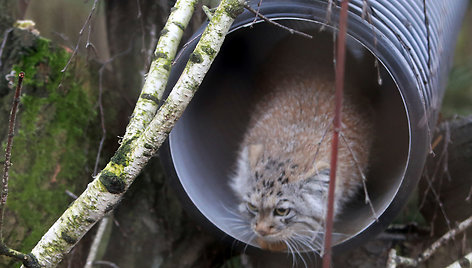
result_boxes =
[230,144,330,252]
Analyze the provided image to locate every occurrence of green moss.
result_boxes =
[110,138,134,166]
[201,44,217,59]
[2,36,97,255]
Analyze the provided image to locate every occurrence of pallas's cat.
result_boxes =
[229,38,373,253]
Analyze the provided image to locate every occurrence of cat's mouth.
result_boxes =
[255,237,287,252]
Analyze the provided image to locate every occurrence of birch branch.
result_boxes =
[446,252,472,268]
[386,214,472,267]
[122,0,198,142]
[23,0,244,266]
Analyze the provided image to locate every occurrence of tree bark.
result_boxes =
[420,116,472,235]
[0,19,102,267]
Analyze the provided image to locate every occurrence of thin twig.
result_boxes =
[340,132,378,221]
[323,0,349,267]
[136,0,147,57]
[92,260,120,268]
[1,72,24,242]
[65,190,78,200]
[360,0,383,85]
[84,217,110,268]
[93,63,108,176]
[243,3,313,39]
[418,122,453,233]
[320,0,335,31]
[0,72,39,267]
[250,0,263,25]
[418,215,472,263]
[93,45,134,176]
[87,47,133,267]
[61,0,99,73]
[173,33,203,65]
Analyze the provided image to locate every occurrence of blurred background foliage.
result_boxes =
[442,4,472,117]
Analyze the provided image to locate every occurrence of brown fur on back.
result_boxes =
[244,40,373,206]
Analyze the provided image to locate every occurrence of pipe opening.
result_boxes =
[166,19,409,252]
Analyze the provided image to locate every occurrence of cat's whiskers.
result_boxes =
[283,240,297,268]
[287,237,309,268]
[220,202,245,218]
[292,233,318,254]
[243,232,257,254]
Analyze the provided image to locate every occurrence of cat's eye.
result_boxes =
[274,207,290,216]
[246,202,258,213]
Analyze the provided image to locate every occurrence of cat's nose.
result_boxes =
[255,223,275,236]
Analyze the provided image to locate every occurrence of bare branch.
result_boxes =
[445,252,472,268]
[1,72,24,241]
[61,0,99,73]
[84,217,110,268]
[243,3,313,39]
[251,0,263,25]
[418,215,472,263]
[122,0,200,142]
[0,73,42,267]
[340,132,377,221]
[387,215,472,267]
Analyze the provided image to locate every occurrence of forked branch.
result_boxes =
[387,215,472,267]
[22,0,245,266]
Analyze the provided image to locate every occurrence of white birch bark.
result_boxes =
[122,0,198,142]
[24,0,244,266]
[446,252,472,268]
[387,215,472,268]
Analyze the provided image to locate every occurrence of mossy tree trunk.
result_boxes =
[0,20,102,268]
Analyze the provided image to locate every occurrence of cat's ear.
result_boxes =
[247,143,264,169]
[230,144,263,197]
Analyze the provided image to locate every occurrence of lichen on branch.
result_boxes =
[122,0,199,143]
